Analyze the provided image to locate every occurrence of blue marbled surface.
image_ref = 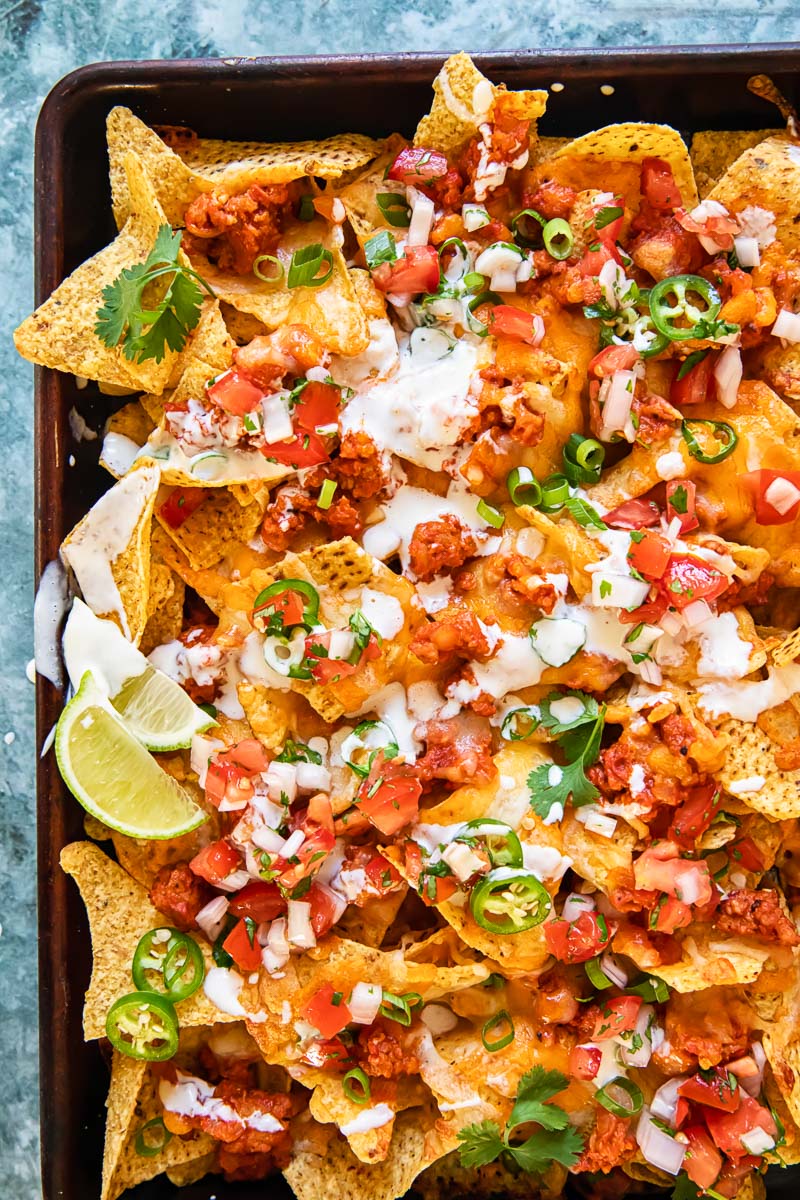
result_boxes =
[0,2,797,1195]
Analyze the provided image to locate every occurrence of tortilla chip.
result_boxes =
[219,300,269,345]
[308,1075,426,1163]
[337,134,408,240]
[194,219,370,356]
[774,627,800,667]
[284,1104,455,1200]
[140,566,185,656]
[616,923,770,992]
[414,52,546,156]
[60,842,236,1038]
[108,106,382,227]
[236,682,290,750]
[14,153,182,393]
[155,485,264,571]
[709,135,800,250]
[718,719,800,820]
[550,123,698,209]
[335,890,407,949]
[101,1051,214,1200]
[562,810,637,892]
[60,463,159,644]
[170,297,235,381]
[690,129,782,196]
[106,401,156,446]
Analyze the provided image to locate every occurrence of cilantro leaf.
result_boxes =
[539,691,599,735]
[94,223,213,364]
[508,1066,571,1132]
[507,1126,584,1173]
[671,1174,700,1200]
[528,702,605,818]
[456,1120,505,1168]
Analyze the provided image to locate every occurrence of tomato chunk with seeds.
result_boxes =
[302,982,353,1039]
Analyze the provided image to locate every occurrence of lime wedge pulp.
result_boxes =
[55,671,207,840]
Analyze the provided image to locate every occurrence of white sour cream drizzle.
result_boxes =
[33,558,70,687]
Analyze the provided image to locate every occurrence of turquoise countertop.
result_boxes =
[0,2,794,1194]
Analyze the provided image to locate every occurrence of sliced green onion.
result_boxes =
[317,479,338,510]
[596,1076,643,1117]
[376,192,411,228]
[501,706,540,741]
[438,237,470,283]
[564,496,607,530]
[466,289,501,336]
[538,472,570,513]
[507,466,542,508]
[364,230,398,271]
[482,1009,515,1052]
[562,434,605,484]
[681,418,738,463]
[585,957,615,990]
[253,254,284,285]
[298,194,316,221]
[594,205,623,231]
[135,1116,173,1157]
[287,243,334,289]
[343,1067,371,1105]
[511,208,546,247]
[677,348,710,380]
[379,991,414,1026]
[463,271,486,292]
[543,218,574,260]
[626,975,670,1004]
[477,499,505,529]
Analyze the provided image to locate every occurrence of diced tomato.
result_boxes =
[293,381,341,436]
[569,1044,602,1081]
[304,1036,353,1068]
[159,486,209,529]
[204,739,269,808]
[627,530,672,581]
[592,996,643,1041]
[576,239,622,276]
[222,918,263,972]
[544,911,613,964]
[189,839,242,885]
[276,822,336,892]
[589,194,624,242]
[364,853,404,893]
[207,368,265,415]
[680,1068,741,1113]
[604,497,662,530]
[387,146,449,186]
[661,554,730,610]
[261,430,330,469]
[224,739,271,774]
[703,1095,777,1160]
[669,784,723,850]
[670,354,717,407]
[650,894,693,934]
[727,837,765,873]
[666,479,699,533]
[256,588,305,628]
[588,343,641,379]
[618,588,669,626]
[305,630,381,685]
[405,840,457,905]
[312,195,338,221]
[675,1097,691,1129]
[357,769,422,837]
[683,1123,724,1190]
[489,304,542,345]
[371,244,441,296]
[740,468,800,526]
[228,881,286,923]
[302,982,353,1040]
[727,1056,760,1082]
[635,842,714,907]
[641,158,682,212]
[714,1156,763,1198]
[308,882,342,938]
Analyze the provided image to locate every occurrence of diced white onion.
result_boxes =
[562,892,596,922]
[515,257,534,283]
[281,829,305,859]
[216,869,252,893]
[636,1108,687,1175]
[713,345,742,409]
[190,735,225,788]
[251,826,285,855]
[195,895,229,942]
[592,573,651,609]
[219,792,249,813]
[475,242,523,277]
[598,259,627,309]
[295,762,332,791]
[261,393,294,443]
[733,235,760,267]
[348,982,384,1025]
[249,794,287,829]
[406,188,435,247]
[651,1077,689,1124]
[739,1043,767,1097]
[583,809,617,838]
[772,308,800,343]
[441,841,487,882]
[421,1003,459,1034]
[639,660,664,685]
[267,916,290,957]
[287,900,316,949]
[599,369,636,441]
[408,326,455,363]
[660,612,683,637]
[490,268,518,293]
[617,1004,657,1067]
[462,203,490,232]
[740,1127,775,1155]
[764,476,800,516]
[264,761,298,804]
[682,599,713,628]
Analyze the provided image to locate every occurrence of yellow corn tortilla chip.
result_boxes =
[166,1151,217,1186]
[709,135,800,250]
[155,485,264,571]
[284,1104,456,1200]
[690,128,782,197]
[774,627,800,667]
[236,682,290,750]
[60,842,236,1038]
[562,810,637,892]
[60,463,159,644]
[139,566,185,657]
[414,52,547,156]
[334,889,407,949]
[169,297,235,382]
[219,300,269,345]
[14,153,182,393]
[718,719,800,819]
[106,400,156,446]
[108,106,382,227]
[192,219,370,356]
[101,1050,215,1200]
[337,134,408,240]
[617,924,771,992]
[308,1075,426,1164]
[416,1149,563,1200]
[548,122,698,210]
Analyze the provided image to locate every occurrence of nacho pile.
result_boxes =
[21,52,800,1200]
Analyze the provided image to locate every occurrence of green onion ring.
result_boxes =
[507,466,542,508]
[584,957,615,991]
[511,208,546,248]
[538,472,571,513]
[287,243,334,289]
[379,991,413,1026]
[595,1076,644,1117]
[500,706,540,741]
[135,1116,173,1157]
[477,498,505,529]
[481,1009,515,1052]
[543,218,574,261]
[343,1067,372,1105]
[253,254,284,284]
[376,192,411,228]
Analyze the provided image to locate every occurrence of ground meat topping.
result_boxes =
[149,862,213,931]
[184,183,296,275]
[408,515,478,582]
[715,888,800,946]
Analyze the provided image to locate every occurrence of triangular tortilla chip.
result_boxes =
[155,485,264,571]
[614,923,770,992]
[14,153,182,392]
[690,128,782,197]
[718,719,800,820]
[709,135,800,250]
[60,463,160,644]
[108,107,382,227]
[60,842,237,1038]
[414,52,546,156]
[307,1074,427,1164]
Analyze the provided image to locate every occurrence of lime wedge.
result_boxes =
[63,598,214,751]
[55,672,207,840]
